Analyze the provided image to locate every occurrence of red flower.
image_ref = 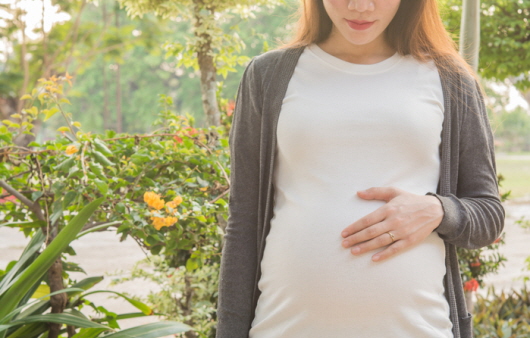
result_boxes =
[493,237,501,244]
[463,278,479,292]
[226,100,235,117]
[173,135,183,144]
[185,127,198,136]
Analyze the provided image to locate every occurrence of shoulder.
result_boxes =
[434,55,480,95]
[244,47,305,81]
[240,47,305,95]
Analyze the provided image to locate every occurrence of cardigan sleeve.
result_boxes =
[431,75,505,249]
[216,59,262,338]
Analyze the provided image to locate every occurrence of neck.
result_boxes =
[317,29,396,65]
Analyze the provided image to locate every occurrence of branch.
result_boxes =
[50,0,87,66]
[63,0,87,72]
[208,189,229,204]
[0,179,46,221]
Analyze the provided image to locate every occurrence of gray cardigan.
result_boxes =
[216,47,505,338]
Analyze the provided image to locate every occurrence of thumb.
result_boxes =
[357,187,400,202]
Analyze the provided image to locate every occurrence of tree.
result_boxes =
[441,0,530,92]
[118,0,280,126]
[0,0,143,144]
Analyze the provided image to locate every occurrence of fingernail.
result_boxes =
[352,247,360,254]
[372,255,380,261]
[342,240,349,248]
[341,231,348,237]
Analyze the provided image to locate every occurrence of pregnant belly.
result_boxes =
[255,204,448,325]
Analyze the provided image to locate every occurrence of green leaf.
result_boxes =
[186,257,199,271]
[56,157,76,173]
[93,138,113,156]
[63,191,78,209]
[4,288,84,324]
[75,221,121,239]
[94,179,109,196]
[101,321,191,338]
[62,261,86,274]
[0,133,12,143]
[0,221,46,229]
[0,230,45,298]
[0,313,110,330]
[42,107,60,121]
[31,191,43,202]
[30,284,50,299]
[82,290,153,316]
[93,151,114,167]
[0,197,105,321]
[4,322,47,338]
[57,126,71,133]
[71,328,108,338]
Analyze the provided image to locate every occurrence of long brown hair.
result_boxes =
[284,0,482,96]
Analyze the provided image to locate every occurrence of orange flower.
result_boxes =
[226,100,235,117]
[65,145,78,155]
[64,72,73,86]
[173,135,183,144]
[165,196,183,211]
[185,127,198,136]
[493,237,501,244]
[144,191,165,210]
[199,187,208,192]
[164,216,178,227]
[151,216,178,230]
[463,278,479,292]
[151,217,167,230]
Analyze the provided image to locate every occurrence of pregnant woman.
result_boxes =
[216,0,505,337]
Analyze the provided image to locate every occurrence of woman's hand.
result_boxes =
[340,187,444,262]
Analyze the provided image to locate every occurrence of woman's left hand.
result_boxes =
[340,187,444,262]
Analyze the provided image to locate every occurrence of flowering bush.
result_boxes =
[1,75,230,336]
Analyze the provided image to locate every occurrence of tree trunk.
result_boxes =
[459,0,480,72]
[102,0,110,131]
[115,2,123,133]
[42,217,67,338]
[17,0,30,115]
[193,2,220,127]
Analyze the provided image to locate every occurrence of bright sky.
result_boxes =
[0,0,527,111]
[0,0,70,39]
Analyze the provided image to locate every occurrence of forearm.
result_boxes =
[429,192,505,249]
[216,213,258,338]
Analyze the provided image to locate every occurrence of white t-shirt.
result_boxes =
[249,44,453,338]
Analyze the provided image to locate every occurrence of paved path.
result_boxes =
[1,200,529,329]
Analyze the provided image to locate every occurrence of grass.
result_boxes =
[496,152,530,200]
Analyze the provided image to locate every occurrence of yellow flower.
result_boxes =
[65,145,78,155]
[152,199,165,210]
[151,217,166,230]
[164,217,178,227]
[199,187,208,192]
[151,216,178,230]
[144,191,165,210]
[165,196,183,211]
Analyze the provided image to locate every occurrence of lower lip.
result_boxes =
[347,20,374,30]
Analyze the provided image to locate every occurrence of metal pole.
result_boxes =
[459,0,480,72]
